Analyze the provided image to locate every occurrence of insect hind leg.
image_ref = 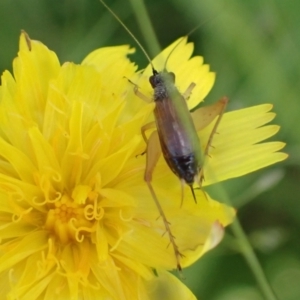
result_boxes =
[144,131,183,272]
[199,97,228,187]
[204,97,228,156]
[146,180,184,272]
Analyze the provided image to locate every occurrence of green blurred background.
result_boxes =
[0,0,298,299]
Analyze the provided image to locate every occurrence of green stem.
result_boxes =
[230,215,279,300]
[128,0,161,58]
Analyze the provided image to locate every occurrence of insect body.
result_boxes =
[100,0,227,272]
[138,67,227,271]
[140,68,227,200]
[148,70,202,198]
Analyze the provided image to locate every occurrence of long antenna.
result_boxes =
[163,17,218,71]
[99,0,155,71]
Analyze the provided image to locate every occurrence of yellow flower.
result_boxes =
[0,32,286,300]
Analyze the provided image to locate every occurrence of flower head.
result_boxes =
[0,32,286,299]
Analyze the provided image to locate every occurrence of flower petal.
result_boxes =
[131,37,215,110]
[0,231,48,273]
[200,104,288,184]
[13,32,60,129]
[145,270,197,300]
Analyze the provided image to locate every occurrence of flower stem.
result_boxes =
[128,0,161,58]
[231,213,279,300]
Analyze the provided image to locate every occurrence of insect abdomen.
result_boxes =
[154,99,200,184]
[164,151,198,185]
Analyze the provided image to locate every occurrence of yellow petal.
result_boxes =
[200,104,288,185]
[116,167,234,270]
[6,254,55,300]
[131,37,215,110]
[82,45,137,103]
[0,136,36,183]
[0,231,48,273]
[145,270,197,300]
[13,32,60,129]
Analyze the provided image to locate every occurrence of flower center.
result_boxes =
[45,191,103,244]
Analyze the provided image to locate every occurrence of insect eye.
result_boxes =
[149,75,156,88]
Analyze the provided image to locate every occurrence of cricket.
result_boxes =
[100,0,228,272]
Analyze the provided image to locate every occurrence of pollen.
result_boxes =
[44,192,102,244]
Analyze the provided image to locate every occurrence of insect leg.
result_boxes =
[133,84,153,103]
[197,97,228,184]
[144,130,161,182]
[141,121,156,144]
[182,82,196,100]
[144,131,183,271]
[191,97,228,132]
[146,181,183,271]
[203,97,228,157]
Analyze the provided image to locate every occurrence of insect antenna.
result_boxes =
[99,0,156,73]
[162,16,219,72]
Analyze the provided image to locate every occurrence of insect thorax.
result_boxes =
[149,70,177,102]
